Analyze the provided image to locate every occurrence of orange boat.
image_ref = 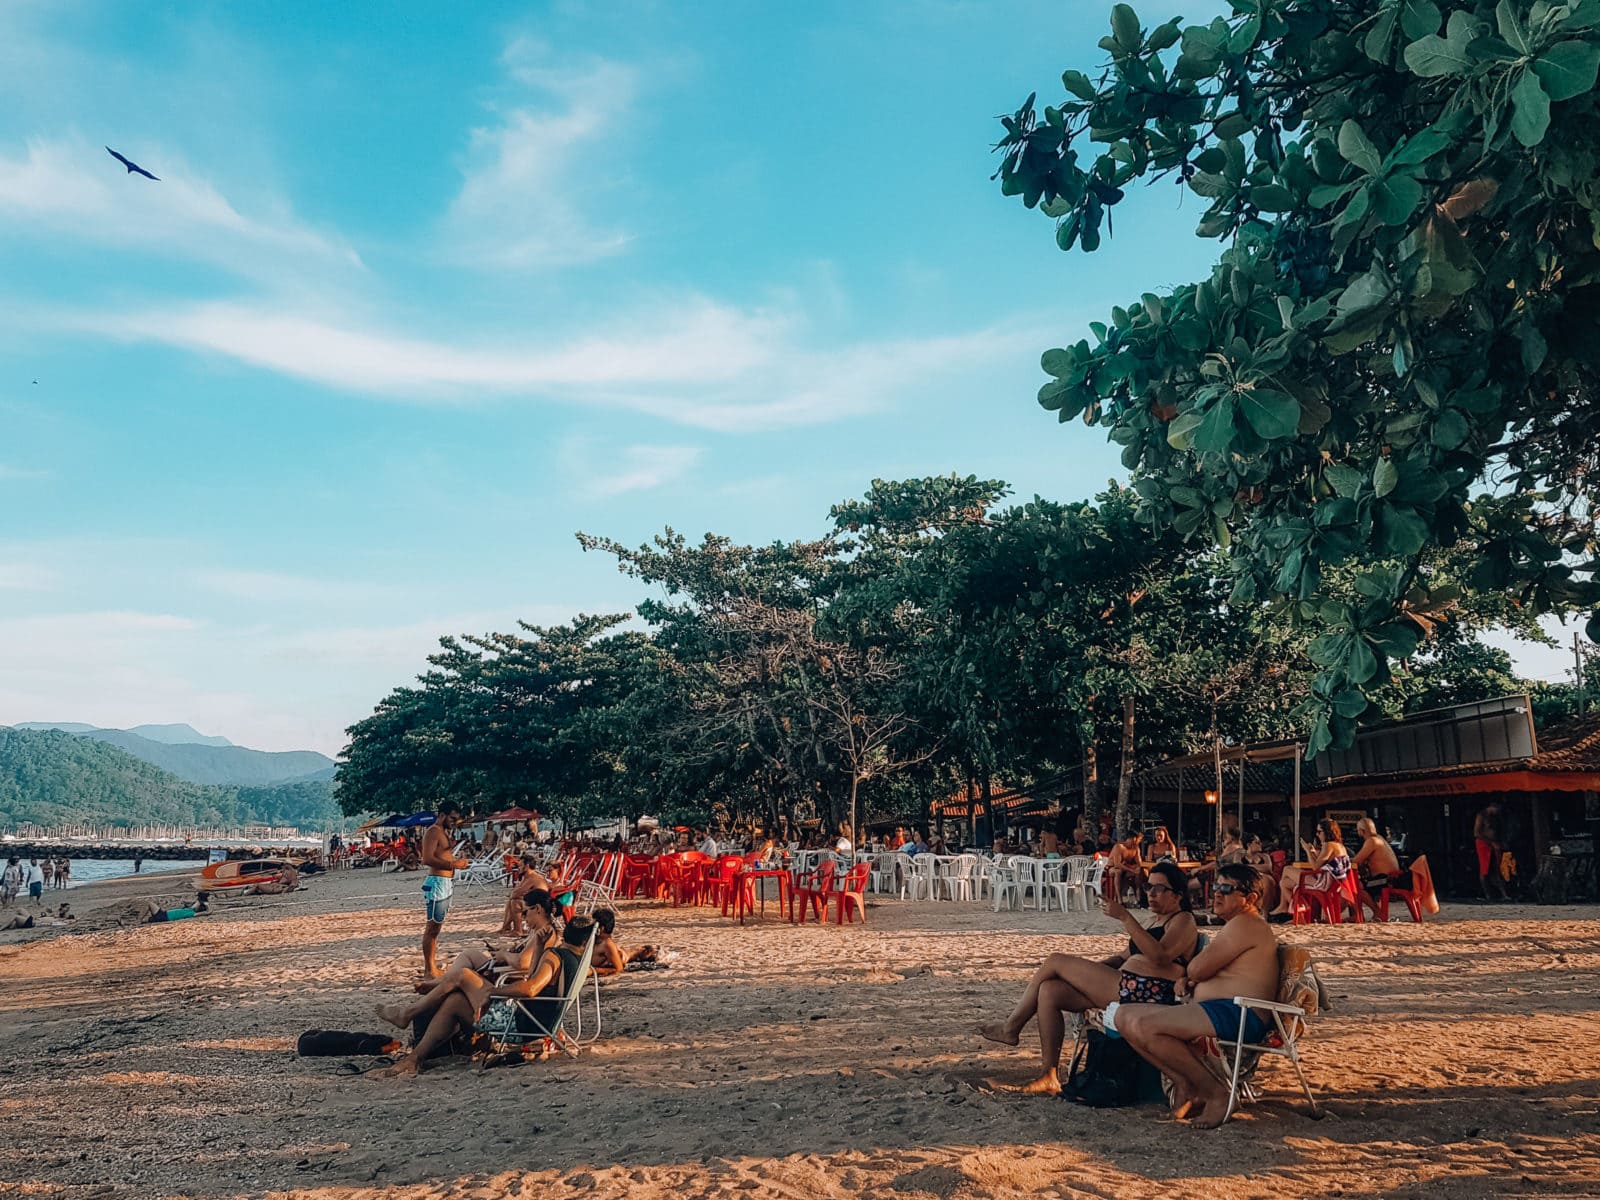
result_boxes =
[199,858,290,891]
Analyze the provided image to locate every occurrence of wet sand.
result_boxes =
[2,867,1597,1200]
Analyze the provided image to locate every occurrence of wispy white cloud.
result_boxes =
[443,40,636,270]
[563,440,704,499]
[0,137,361,284]
[71,298,1042,432]
[0,563,58,591]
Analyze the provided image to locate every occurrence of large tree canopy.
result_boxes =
[994,0,1600,755]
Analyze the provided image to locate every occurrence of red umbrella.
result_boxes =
[485,806,540,823]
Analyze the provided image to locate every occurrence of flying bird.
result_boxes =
[106,146,159,181]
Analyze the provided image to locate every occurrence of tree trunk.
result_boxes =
[848,774,860,865]
[1114,693,1136,838]
[980,773,994,848]
[1083,740,1103,830]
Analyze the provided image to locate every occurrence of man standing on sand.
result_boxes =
[1473,804,1509,901]
[419,811,470,978]
[1114,861,1281,1129]
[1,857,20,908]
[26,859,46,908]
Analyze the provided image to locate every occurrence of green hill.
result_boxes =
[17,722,334,785]
[0,728,341,830]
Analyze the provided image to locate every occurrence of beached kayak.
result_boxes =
[199,858,290,890]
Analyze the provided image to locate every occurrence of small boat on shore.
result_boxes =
[199,858,290,891]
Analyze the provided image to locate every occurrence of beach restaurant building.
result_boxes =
[1132,695,1599,899]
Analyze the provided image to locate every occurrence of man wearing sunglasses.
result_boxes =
[1114,861,1280,1128]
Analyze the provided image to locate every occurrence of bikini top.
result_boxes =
[1129,917,1194,965]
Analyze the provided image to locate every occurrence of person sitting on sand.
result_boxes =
[1270,818,1351,922]
[420,890,560,995]
[1115,862,1281,1128]
[977,860,1199,1095]
[251,865,299,896]
[1351,817,1407,920]
[591,908,655,977]
[374,916,596,1076]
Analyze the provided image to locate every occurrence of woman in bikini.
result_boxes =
[977,860,1198,1094]
[414,890,559,998]
[1271,818,1351,921]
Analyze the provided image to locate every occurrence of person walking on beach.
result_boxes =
[57,858,71,889]
[1474,804,1508,901]
[134,855,144,875]
[1,857,20,908]
[419,810,470,978]
[26,859,45,908]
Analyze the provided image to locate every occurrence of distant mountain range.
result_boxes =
[0,728,342,831]
[8,722,335,787]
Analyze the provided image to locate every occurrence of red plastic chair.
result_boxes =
[1293,872,1363,925]
[1375,883,1424,923]
[792,859,839,924]
[830,862,870,924]
[706,856,746,916]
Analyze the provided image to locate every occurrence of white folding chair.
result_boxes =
[1204,947,1322,1122]
[489,930,598,1059]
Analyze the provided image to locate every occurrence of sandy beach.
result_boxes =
[2,868,1598,1200]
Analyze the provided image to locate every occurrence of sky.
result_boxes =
[0,1,1577,755]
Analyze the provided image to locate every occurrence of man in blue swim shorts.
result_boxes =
[419,810,470,978]
[1115,861,1281,1129]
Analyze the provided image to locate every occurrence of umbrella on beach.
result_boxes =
[485,806,539,823]
[392,812,437,827]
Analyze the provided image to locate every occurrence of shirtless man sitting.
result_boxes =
[1115,861,1280,1129]
[1351,817,1407,920]
[1107,831,1147,906]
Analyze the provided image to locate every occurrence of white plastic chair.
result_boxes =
[1051,855,1092,912]
[901,854,937,901]
[457,851,510,889]
[1080,856,1108,910]
[990,858,1023,911]
[936,854,980,901]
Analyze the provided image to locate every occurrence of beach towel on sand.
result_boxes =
[297,1030,400,1057]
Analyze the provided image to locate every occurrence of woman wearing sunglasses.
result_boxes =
[977,859,1198,1095]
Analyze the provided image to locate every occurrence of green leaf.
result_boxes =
[1403,10,1477,76]
[1587,609,1600,643]
[1400,0,1442,39]
[1374,457,1399,497]
[1533,40,1600,101]
[1041,348,1074,377]
[1511,70,1552,146]
[1325,464,1365,497]
[1369,173,1425,225]
[1061,69,1097,101]
[1166,410,1204,450]
[1239,388,1302,439]
[1431,408,1470,449]
[1228,14,1262,54]
[1192,396,1237,454]
[1369,622,1423,659]
[1111,3,1143,53]
[1337,120,1383,175]
[1346,637,1379,684]
[1495,0,1529,53]
[1252,183,1295,212]
[1380,504,1430,556]
[1147,18,1182,52]
[1332,688,1369,718]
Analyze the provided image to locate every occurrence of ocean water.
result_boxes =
[24,858,207,887]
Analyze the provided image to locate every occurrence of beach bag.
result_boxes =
[1063,1027,1157,1107]
[296,1029,398,1057]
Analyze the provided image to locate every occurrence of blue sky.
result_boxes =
[0,1,1571,754]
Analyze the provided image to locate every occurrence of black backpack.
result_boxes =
[296,1029,398,1057]
[1063,1027,1163,1107]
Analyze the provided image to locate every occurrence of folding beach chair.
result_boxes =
[456,851,511,889]
[1193,944,1322,1123]
[574,852,623,914]
[485,928,598,1059]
